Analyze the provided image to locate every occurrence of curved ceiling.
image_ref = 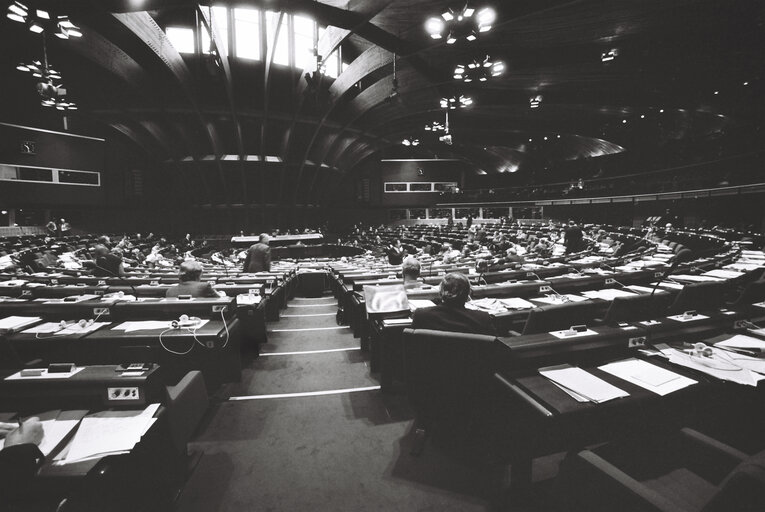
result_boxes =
[1,0,763,206]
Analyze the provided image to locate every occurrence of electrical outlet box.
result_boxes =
[526,272,535,278]
[212,305,228,313]
[21,290,32,297]
[205,340,215,349]
[655,272,664,278]
[93,307,110,316]
[248,289,259,295]
[734,319,749,329]
[98,280,107,286]
[107,387,140,401]
[628,336,647,348]
[50,279,58,285]
[540,285,552,293]
[605,278,616,285]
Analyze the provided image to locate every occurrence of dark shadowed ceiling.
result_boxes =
[1,0,763,206]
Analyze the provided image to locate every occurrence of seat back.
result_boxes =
[403,328,497,430]
[703,450,765,512]
[522,301,603,335]
[729,280,765,309]
[667,281,727,314]
[603,292,673,324]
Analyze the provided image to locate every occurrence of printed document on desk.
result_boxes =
[666,350,765,387]
[0,316,41,332]
[715,335,765,352]
[582,289,637,300]
[0,410,85,456]
[539,364,629,403]
[599,358,696,396]
[58,404,159,464]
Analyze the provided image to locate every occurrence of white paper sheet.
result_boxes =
[582,289,637,300]
[533,294,588,305]
[666,350,764,387]
[540,365,629,403]
[498,297,536,309]
[0,316,41,331]
[598,358,696,396]
[703,269,744,279]
[408,299,436,310]
[715,334,765,351]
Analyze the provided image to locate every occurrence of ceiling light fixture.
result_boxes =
[601,48,619,63]
[529,94,542,109]
[453,55,504,82]
[6,2,82,38]
[402,138,420,147]
[17,35,77,111]
[440,95,473,109]
[425,4,495,44]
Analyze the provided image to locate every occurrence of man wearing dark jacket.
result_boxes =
[166,260,219,298]
[243,234,271,273]
[0,418,44,503]
[412,272,495,336]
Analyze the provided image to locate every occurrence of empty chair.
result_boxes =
[559,428,765,512]
[728,279,765,311]
[666,281,727,315]
[602,292,673,324]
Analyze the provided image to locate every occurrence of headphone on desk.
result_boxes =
[171,314,202,329]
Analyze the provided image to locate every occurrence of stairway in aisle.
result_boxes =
[176,292,494,512]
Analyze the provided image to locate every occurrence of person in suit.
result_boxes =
[385,239,405,265]
[243,233,271,273]
[564,220,584,254]
[91,245,126,277]
[412,272,496,336]
[0,418,44,501]
[166,260,219,298]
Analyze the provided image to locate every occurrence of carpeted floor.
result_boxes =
[175,293,562,511]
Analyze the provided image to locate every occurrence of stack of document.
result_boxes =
[23,322,109,335]
[599,358,696,395]
[111,320,209,332]
[498,297,536,310]
[0,316,41,333]
[539,364,629,403]
[671,274,723,283]
[0,410,85,455]
[703,269,744,279]
[582,289,637,300]
[534,294,588,305]
[55,404,159,465]
[408,299,436,311]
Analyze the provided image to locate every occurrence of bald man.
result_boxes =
[166,260,218,298]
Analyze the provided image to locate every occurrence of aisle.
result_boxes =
[176,294,494,512]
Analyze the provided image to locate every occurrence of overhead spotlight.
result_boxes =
[601,48,619,63]
[29,19,44,33]
[425,17,444,39]
[476,7,495,31]
[640,114,645,119]
[446,36,457,44]
[556,134,561,138]
[622,119,627,124]
[529,94,542,108]
[743,81,749,86]
[441,10,454,21]
[543,136,548,140]
[7,1,28,22]
[528,138,532,142]
[454,55,504,82]
[713,90,719,95]
[35,9,49,19]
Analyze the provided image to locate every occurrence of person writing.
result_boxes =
[166,260,220,298]
[243,234,271,273]
[0,418,45,500]
[412,272,496,335]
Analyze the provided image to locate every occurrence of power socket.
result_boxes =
[628,336,647,348]
[212,305,228,313]
[733,319,750,329]
[605,278,616,285]
[205,340,215,349]
[539,285,552,293]
[107,387,139,401]
[93,307,110,316]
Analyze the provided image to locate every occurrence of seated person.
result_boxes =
[441,243,461,264]
[0,418,44,500]
[412,273,496,336]
[91,244,126,277]
[402,256,424,289]
[166,260,220,298]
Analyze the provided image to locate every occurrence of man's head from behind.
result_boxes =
[93,245,109,258]
[259,233,271,244]
[179,260,204,282]
[439,272,471,306]
[402,256,421,282]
